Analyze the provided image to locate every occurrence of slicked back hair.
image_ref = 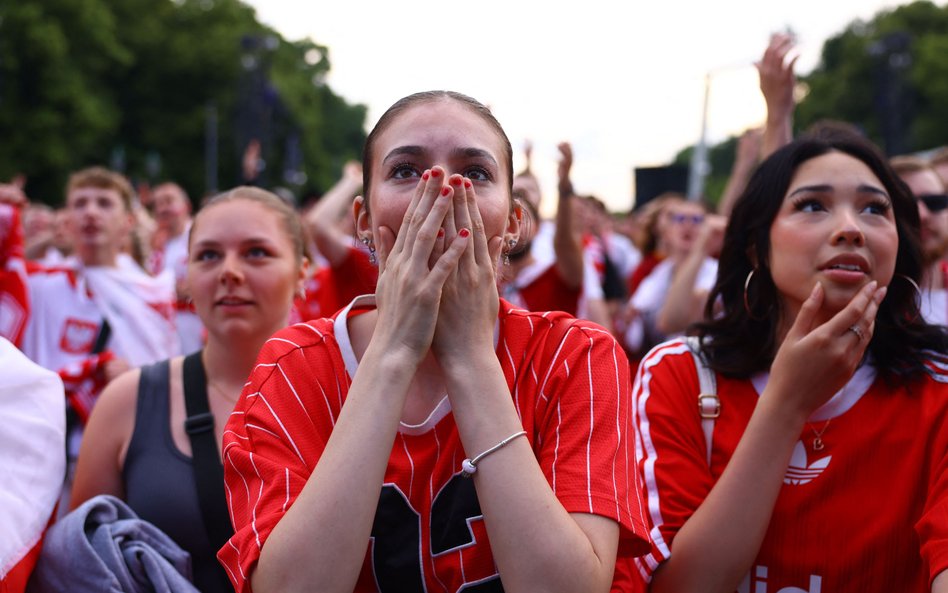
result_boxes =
[361,91,513,215]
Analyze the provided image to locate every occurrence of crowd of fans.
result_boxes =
[2,33,948,593]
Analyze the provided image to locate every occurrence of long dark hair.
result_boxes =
[695,134,948,378]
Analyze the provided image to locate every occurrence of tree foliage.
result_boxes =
[674,1,948,207]
[797,0,948,155]
[673,137,739,207]
[0,0,366,204]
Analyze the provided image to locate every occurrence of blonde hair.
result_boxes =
[930,147,948,167]
[889,155,933,176]
[66,167,135,211]
[192,186,309,264]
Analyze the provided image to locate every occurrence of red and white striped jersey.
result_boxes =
[219,298,650,593]
[629,338,948,592]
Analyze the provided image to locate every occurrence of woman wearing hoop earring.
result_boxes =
[631,133,948,592]
[742,268,772,320]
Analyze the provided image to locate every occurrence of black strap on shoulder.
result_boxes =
[182,350,234,554]
[92,319,111,354]
[67,319,112,445]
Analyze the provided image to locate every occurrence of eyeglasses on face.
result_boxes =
[670,213,705,225]
[920,194,948,213]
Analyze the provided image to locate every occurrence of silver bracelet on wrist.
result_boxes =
[461,430,528,477]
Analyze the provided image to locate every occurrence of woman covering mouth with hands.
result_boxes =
[219,91,650,593]
[628,133,948,593]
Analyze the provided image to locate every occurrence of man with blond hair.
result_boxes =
[931,147,948,189]
[0,167,178,507]
[891,155,948,325]
[1,167,178,375]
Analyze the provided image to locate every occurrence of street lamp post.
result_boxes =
[687,73,712,201]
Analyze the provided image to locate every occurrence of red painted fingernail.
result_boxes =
[431,169,442,178]
[422,171,429,181]
[463,179,472,188]
[441,186,451,197]
[459,228,470,238]
[437,228,445,238]
[450,176,462,186]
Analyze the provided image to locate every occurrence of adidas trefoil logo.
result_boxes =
[783,441,831,485]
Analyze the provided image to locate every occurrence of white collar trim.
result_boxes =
[334,294,497,435]
[750,361,876,422]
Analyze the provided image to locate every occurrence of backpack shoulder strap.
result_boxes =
[182,350,233,553]
[684,336,719,467]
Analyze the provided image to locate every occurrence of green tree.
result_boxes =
[268,38,367,194]
[0,0,366,204]
[669,0,948,207]
[797,0,948,155]
[0,0,131,202]
[673,136,739,207]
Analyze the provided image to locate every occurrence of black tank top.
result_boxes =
[123,360,232,593]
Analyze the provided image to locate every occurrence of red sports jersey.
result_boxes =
[220,298,650,592]
[505,261,581,316]
[0,204,28,345]
[295,246,377,322]
[630,338,948,592]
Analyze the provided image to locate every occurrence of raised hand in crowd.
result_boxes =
[523,139,534,172]
[304,160,364,266]
[656,210,726,335]
[717,127,763,217]
[554,141,585,288]
[241,138,263,185]
[757,32,799,159]
[0,181,27,208]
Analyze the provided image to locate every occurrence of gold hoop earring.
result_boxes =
[896,273,922,323]
[743,268,770,321]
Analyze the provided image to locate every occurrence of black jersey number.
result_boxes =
[370,475,503,592]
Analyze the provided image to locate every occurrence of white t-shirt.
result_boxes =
[625,256,718,352]
[21,263,179,373]
[920,287,948,327]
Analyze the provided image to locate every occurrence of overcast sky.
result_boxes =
[245,0,908,212]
